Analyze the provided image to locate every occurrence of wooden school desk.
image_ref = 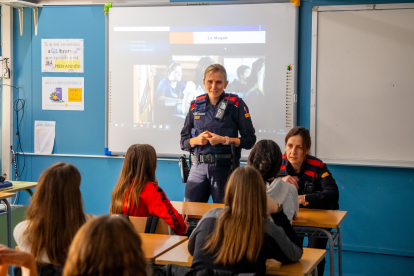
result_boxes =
[139,233,188,262]
[9,181,38,196]
[293,209,347,276]
[155,240,326,276]
[170,202,347,276]
[0,192,17,248]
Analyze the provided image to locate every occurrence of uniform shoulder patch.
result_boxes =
[321,172,329,178]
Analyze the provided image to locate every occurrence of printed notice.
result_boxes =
[35,121,56,154]
[42,39,84,73]
[42,77,84,111]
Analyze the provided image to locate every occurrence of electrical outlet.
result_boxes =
[3,58,10,79]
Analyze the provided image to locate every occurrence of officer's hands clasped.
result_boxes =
[195,131,212,146]
[195,131,225,146]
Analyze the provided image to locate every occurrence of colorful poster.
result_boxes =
[41,39,84,73]
[42,77,84,111]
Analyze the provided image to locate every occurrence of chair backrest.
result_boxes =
[129,216,170,234]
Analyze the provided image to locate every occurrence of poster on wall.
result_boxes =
[34,121,56,154]
[41,39,84,73]
[42,77,84,111]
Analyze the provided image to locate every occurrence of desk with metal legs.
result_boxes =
[170,202,347,276]
[292,209,347,276]
[0,192,17,275]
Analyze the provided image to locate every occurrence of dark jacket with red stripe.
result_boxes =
[278,155,339,210]
[122,181,187,235]
[180,92,256,161]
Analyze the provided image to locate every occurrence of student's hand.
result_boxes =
[206,132,225,146]
[282,175,299,190]
[298,195,309,206]
[0,245,37,276]
[266,194,280,215]
[183,214,190,232]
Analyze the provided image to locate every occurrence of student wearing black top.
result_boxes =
[188,166,303,275]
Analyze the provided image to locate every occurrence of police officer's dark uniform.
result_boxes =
[180,92,256,203]
[278,154,339,276]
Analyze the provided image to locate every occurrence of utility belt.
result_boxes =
[191,154,232,166]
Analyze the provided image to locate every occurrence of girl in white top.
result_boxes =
[248,139,299,223]
[13,163,93,267]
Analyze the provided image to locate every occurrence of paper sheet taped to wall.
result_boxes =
[35,121,56,154]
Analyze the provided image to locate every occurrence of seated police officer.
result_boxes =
[278,126,339,276]
[180,64,256,203]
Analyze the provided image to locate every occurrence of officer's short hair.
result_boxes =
[248,140,282,182]
[285,126,311,151]
[204,64,228,82]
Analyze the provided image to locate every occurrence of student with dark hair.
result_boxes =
[156,62,186,105]
[279,126,339,275]
[188,166,302,275]
[13,163,93,271]
[110,144,188,235]
[243,58,265,126]
[248,139,299,223]
[227,65,251,95]
[63,215,148,276]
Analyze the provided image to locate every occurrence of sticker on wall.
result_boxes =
[41,39,84,73]
[42,77,84,111]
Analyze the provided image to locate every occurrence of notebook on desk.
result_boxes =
[0,181,13,192]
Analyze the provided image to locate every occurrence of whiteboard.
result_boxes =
[311,5,414,167]
[106,1,298,157]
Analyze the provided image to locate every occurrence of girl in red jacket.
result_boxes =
[110,144,188,235]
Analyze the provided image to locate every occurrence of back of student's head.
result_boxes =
[205,166,266,265]
[109,144,157,214]
[24,162,86,266]
[63,215,148,276]
[247,139,283,182]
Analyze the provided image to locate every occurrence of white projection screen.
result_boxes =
[106,1,298,157]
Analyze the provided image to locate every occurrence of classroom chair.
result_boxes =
[128,216,171,234]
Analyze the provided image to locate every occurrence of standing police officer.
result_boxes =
[180,64,256,203]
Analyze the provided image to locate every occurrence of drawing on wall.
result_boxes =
[42,77,84,111]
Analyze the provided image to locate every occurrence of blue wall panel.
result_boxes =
[11,2,414,271]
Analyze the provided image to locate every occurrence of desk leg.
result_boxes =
[337,225,342,276]
[1,199,12,248]
[318,228,335,276]
[2,199,12,276]
[24,188,34,197]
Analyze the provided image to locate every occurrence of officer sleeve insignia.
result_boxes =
[321,172,329,178]
[245,113,250,118]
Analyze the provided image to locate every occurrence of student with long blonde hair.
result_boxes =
[188,166,302,275]
[63,215,148,276]
[110,144,187,235]
[13,163,93,269]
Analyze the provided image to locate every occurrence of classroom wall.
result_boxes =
[10,0,414,274]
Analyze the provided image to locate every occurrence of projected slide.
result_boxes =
[132,55,265,125]
[108,3,298,156]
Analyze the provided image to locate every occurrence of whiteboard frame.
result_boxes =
[310,3,414,168]
[105,0,298,157]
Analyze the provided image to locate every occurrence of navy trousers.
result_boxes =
[184,163,231,203]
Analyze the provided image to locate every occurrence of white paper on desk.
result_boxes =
[34,121,56,154]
